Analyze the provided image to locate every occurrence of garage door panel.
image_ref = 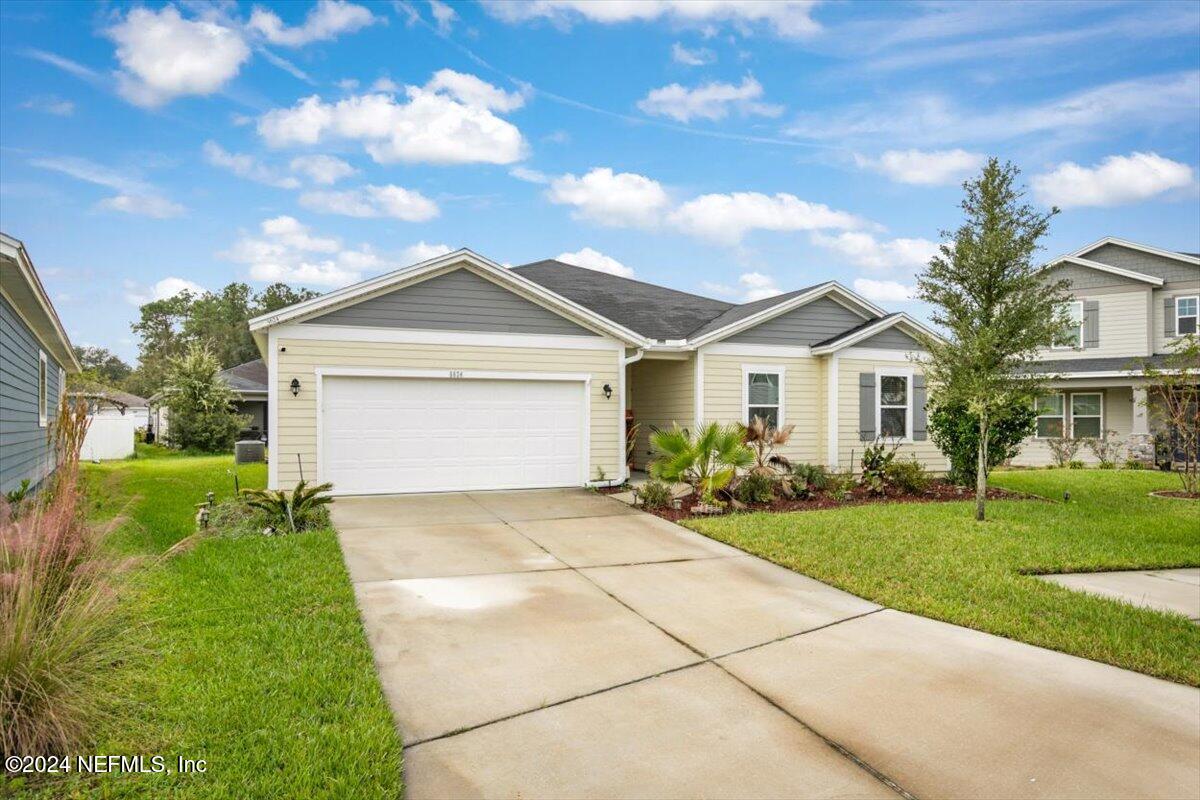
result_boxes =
[321,376,586,494]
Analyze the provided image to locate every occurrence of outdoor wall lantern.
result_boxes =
[290,378,301,397]
[602,383,613,399]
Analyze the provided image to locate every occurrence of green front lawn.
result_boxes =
[686,469,1200,685]
[39,446,402,799]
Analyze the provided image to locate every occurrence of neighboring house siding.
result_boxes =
[273,339,621,488]
[1038,288,1151,361]
[628,357,694,471]
[1082,244,1199,284]
[856,326,922,350]
[725,297,868,346]
[1153,282,1200,354]
[700,352,824,467]
[304,267,597,336]
[835,358,944,474]
[1011,386,1134,467]
[1048,262,1146,290]
[0,292,62,494]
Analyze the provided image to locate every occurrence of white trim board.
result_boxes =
[1043,255,1164,287]
[837,347,926,362]
[703,342,812,357]
[810,313,940,355]
[687,282,887,348]
[741,364,787,426]
[826,355,839,471]
[875,366,915,444]
[1069,237,1200,266]
[273,322,623,351]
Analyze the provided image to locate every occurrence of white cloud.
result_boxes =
[106,6,250,108]
[337,78,360,91]
[853,278,915,304]
[671,42,715,66]
[702,272,782,302]
[637,76,781,123]
[401,241,453,263]
[556,247,634,278]
[1031,152,1194,209]
[299,184,439,221]
[221,215,382,286]
[249,0,379,46]
[371,76,401,93]
[21,48,101,82]
[428,0,458,34]
[30,155,184,218]
[483,1,821,39]
[257,71,527,164]
[853,148,983,186]
[509,166,550,184]
[21,96,75,116]
[202,140,300,188]
[289,153,357,184]
[546,167,670,227]
[810,231,938,272]
[669,192,863,245]
[123,276,205,305]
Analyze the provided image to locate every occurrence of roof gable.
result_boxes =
[1046,259,1157,289]
[1070,239,1199,284]
[723,295,870,346]
[811,313,937,354]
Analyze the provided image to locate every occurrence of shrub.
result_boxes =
[1086,430,1123,469]
[927,397,1036,486]
[1068,460,1085,470]
[164,343,247,453]
[859,439,899,495]
[1047,436,1083,468]
[650,422,753,506]
[742,416,795,476]
[1124,460,1145,471]
[826,473,855,502]
[790,463,829,492]
[637,479,673,510]
[1098,461,1115,470]
[886,458,931,494]
[1,397,128,756]
[240,480,334,533]
[735,472,776,504]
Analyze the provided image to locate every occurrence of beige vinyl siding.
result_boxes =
[273,338,621,488]
[1153,283,1200,354]
[627,357,694,470]
[1012,386,1134,467]
[1036,288,1151,360]
[701,353,824,466]
[836,358,945,474]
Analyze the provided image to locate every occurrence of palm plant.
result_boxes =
[241,480,334,533]
[742,415,795,476]
[649,422,753,505]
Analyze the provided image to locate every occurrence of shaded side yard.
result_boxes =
[36,446,402,800]
[686,469,1200,686]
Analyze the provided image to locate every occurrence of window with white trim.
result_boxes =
[746,371,781,429]
[38,351,48,427]
[1034,394,1064,438]
[1070,393,1102,439]
[1176,295,1198,336]
[877,371,910,439]
[1053,300,1084,349]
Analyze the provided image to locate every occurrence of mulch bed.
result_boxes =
[636,480,1030,522]
[1149,490,1200,500]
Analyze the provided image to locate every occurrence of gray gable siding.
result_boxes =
[1048,262,1146,290]
[304,267,597,336]
[1081,243,1200,284]
[858,326,922,350]
[1,292,63,494]
[725,296,869,345]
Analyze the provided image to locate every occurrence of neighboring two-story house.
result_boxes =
[1013,238,1200,467]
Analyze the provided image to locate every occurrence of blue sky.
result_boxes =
[2,0,1198,361]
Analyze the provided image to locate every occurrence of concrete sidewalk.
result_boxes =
[333,489,1200,800]
[1038,568,1200,622]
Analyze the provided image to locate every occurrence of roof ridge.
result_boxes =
[513,260,735,309]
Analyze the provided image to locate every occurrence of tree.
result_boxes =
[126,291,195,398]
[184,283,257,369]
[163,343,246,452]
[649,422,753,506]
[70,346,132,387]
[914,159,1069,520]
[928,397,1036,486]
[256,282,320,314]
[1140,334,1200,495]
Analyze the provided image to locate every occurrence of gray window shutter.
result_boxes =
[1165,297,1175,337]
[859,372,876,441]
[1083,300,1099,348]
[913,375,928,441]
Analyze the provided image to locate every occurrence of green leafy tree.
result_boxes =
[255,282,321,314]
[126,292,195,398]
[1140,334,1200,494]
[184,283,258,369]
[163,343,246,452]
[914,158,1069,520]
[649,422,753,506]
[928,397,1036,486]
[70,346,132,388]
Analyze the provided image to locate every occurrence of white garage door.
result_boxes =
[321,375,586,494]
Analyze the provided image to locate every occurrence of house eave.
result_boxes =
[1042,255,1164,286]
[0,233,81,372]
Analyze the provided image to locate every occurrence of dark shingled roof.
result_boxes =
[684,281,835,339]
[1026,354,1170,374]
[219,358,268,394]
[812,312,901,348]
[511,260,734,340]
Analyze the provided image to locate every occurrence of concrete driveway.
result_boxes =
[333,489,1200,800]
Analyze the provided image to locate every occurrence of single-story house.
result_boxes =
[1,232,81,495]
[1013,238,1199,467]
[73,387,149,461]
[249,249,942,495]
[219,358,269,440]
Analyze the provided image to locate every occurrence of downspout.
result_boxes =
[618,348,645,483]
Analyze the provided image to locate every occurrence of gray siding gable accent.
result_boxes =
[857,326,921,350]
[303,267,598,336]
[1,292,62,494]
[1080,243,1200,284]
[726,296,869,345]
[1047,261,1145,290]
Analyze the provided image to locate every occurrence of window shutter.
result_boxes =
[1165,297,1175,337]
[859,372,876,441]
[913,374,928,441]
[1083,300,1099,348]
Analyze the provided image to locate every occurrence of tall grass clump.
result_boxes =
[1,397,128,757]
